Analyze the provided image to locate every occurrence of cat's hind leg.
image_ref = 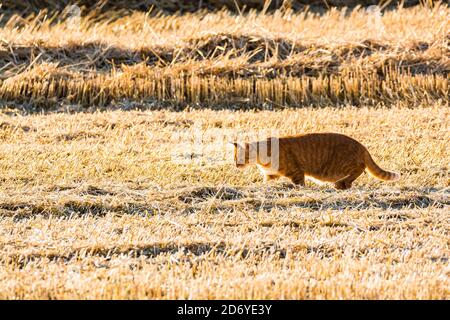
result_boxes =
[334,168,364,190]
[286,171,305,187]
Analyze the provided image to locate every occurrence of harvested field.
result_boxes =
[0,105,448,299]
[0,3,448,108]
[0,2,448,300]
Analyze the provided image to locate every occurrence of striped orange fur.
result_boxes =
[232,133,400,190]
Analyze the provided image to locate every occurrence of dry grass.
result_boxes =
[0,1,439,18]
[0,105,448,299]
[0,4,448,108]
[0,3,448,300]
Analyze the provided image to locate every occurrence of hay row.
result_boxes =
[1,35,448,79]
[0,63,447,108]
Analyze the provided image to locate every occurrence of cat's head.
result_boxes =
[230,142,251,168]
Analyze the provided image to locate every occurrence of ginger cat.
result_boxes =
[231,133,399,190]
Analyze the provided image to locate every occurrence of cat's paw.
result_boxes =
[334,181,352,190]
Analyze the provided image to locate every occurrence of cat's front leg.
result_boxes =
[264,174,280,182]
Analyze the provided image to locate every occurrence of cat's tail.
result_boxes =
[364,150,400,181]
